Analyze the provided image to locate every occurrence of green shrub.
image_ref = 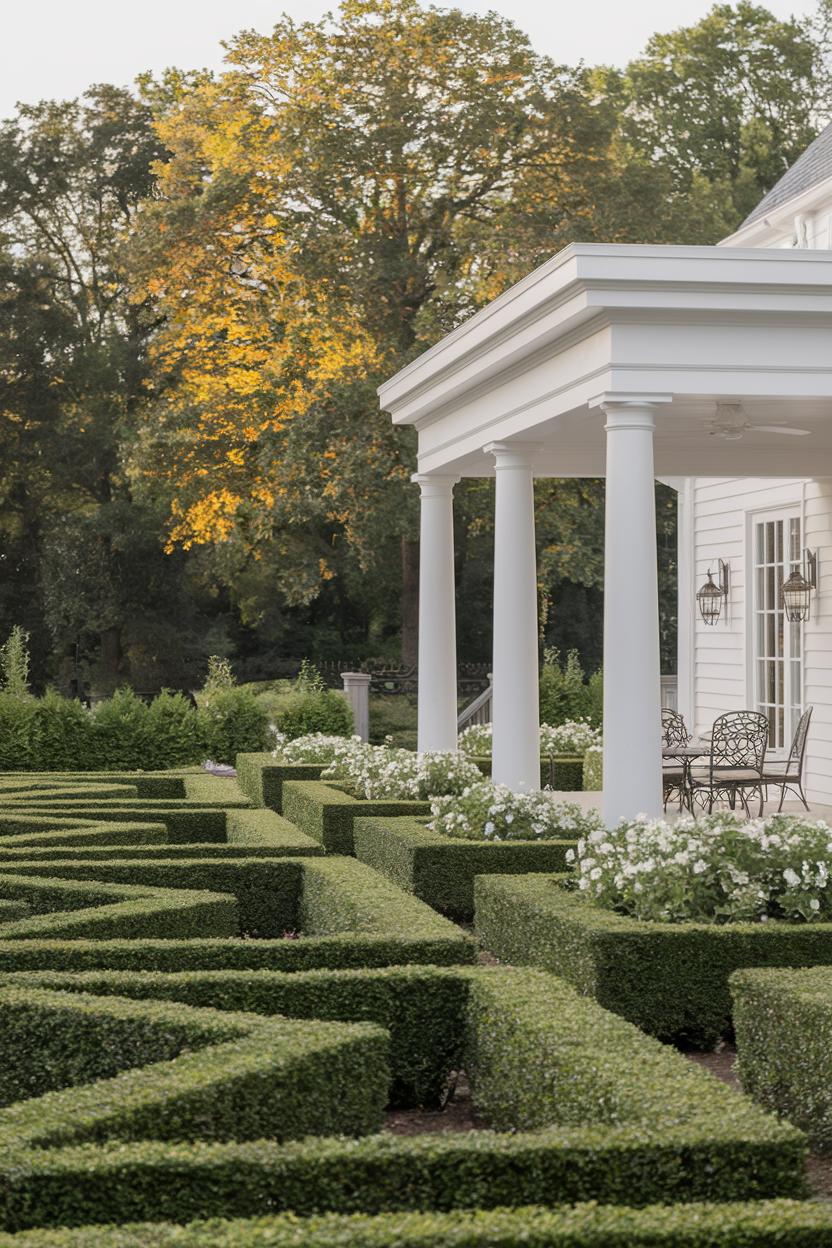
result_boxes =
[354,815,576,921]
[236,753,325,811]
[201,688,271,764]
[0,695,37,771]
[0,628,30,699]
[0,968,802,1231]
[475,873,832,1046]
[538,649,591,726]
[582,745,602,791]
[0,985,388,1147]
[30,693,91,771]
[732,965,832,1149]
[142,692,204,769]
[86,690,150,771]
[2,965,468,1110]
[282,780,429,854]
[274,691,353,741]
[5,1203,832,1247]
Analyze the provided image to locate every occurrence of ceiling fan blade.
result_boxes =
[746,424,811,436]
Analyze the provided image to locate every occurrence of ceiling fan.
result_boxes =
[708,403,811,440]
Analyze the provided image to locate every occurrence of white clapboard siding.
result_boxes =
[690,475,832,805]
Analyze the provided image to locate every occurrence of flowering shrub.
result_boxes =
[272,732,359,765]
[322,740,481,800]
[567,812,832,924]
[539,720,601,755]
[457,723,493,755]
[458,720,601,757]
[429,782,605,842]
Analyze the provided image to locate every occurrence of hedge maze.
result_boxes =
[0,765,829,1243]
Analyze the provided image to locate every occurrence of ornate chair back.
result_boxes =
[661,708,690,748]
[710,711,768,778]
[786,706,813,777]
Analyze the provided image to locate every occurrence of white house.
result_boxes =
[378,122,832,824]
[680,123,832,812]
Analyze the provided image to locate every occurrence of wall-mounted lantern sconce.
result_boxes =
[782,550,818,623]
[696,560,730,625]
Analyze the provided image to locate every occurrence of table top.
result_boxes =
[662,739,712,758]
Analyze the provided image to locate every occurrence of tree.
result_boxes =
[0,86,210,690]
[133,0,665,661]
[611,1,828,228]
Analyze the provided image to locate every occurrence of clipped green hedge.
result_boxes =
[472,755,584,790]
[0,966,803,1231]
[582,746,602,791]
[0,858,300,939]
[0,855,474,971]
[282,780,429,854]
[475,873,832,1046]
[6,1202,832,1247]
[0,985,388,1147]
[0,873,237,942]
[732,965,832,1150]
[235,754,325,813]
[0,965,468,1109]
[354,815,575,921]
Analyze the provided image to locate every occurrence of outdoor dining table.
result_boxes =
[662,738,713,811]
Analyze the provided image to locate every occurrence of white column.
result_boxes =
[597,399,664,822]
[413,474,459,753]
[486,442,540,791]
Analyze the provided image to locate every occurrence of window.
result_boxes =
[753,513,802,752]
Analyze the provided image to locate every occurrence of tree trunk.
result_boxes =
[401,537,419,666]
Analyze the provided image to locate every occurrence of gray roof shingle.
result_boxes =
[742,122,832,227]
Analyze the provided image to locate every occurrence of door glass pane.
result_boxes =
[753,514,802,755]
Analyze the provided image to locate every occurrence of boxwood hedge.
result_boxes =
[4,1202,832,1247]
[475,872,832,1046]
[281,780,430,854]
[0,966,802,1231]
[731,965,832,1150]
[354,815,575,920]
[236,754,325,812]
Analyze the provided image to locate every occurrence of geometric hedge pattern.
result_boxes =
[0,766,824,1245]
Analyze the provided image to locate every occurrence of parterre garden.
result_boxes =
[0,752,832,1242]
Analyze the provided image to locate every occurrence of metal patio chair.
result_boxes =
[761,706,813,812]
[661,709,690,811]
[689,710,769,816]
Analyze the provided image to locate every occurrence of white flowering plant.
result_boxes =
[567,811,832,924]
[322,740,482,801]
[539,720,602,755]
[457,720,601,757]
[272,733,359,765]
[429,781,605,842]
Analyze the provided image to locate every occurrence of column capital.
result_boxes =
[588,391,672,432]
[484,441,541,470]
[411,473,459,497]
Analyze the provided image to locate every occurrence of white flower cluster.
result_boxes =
[429,781,605,842]
[322,740,482,800]
[567,811,832,924]
[539,720,602,755]
[458,720,601,758]
[272,733,359,765]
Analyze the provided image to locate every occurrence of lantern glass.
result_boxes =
[782,569,812,623]
[697,573,723,625]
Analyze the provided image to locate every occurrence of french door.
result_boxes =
[752,511,803,753]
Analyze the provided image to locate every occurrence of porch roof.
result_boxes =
[378,243,832,479]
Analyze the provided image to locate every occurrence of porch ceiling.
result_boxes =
[378,243,832,479]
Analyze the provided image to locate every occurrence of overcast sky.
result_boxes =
[0,0,819,120]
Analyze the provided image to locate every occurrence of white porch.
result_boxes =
[378,243,832,823]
